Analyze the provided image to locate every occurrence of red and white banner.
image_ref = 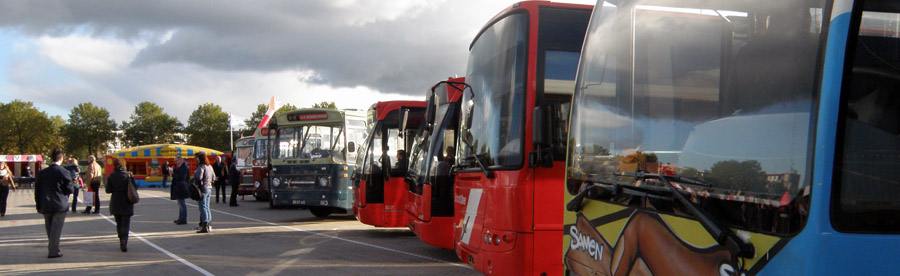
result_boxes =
[257,95,279,129]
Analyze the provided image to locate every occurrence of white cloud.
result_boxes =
[332,0,444,26]
[6,35,422,124]
[36,35,140,75]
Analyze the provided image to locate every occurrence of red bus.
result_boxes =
[249,127,275,203]
[452,1,591,275]
[353,101,426,227]
[405,78,466,249]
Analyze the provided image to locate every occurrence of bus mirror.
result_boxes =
[348,142,356,153]
[425,93,436,125]
[533,105,551,147]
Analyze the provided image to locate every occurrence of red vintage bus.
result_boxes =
[405,78,466,249]
[353,101,426,227]
[452,1,591,275]
[250,127,276,203]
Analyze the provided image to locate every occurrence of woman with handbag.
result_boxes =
[193,152,215,233]
[105,157,137,252]
[170,156,191,225]
[0,162,16,217]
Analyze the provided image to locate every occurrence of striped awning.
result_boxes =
[0,155,43,163]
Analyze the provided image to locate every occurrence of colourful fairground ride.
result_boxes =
[405,77,466,249]
[266,108,367,217]
[352,101,426,227]
[563,0,900,275]
[451,1,591,275]
[106,144,224,187]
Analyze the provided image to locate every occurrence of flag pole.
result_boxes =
[229,112,234,153]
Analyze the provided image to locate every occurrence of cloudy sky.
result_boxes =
[0,0,594,125]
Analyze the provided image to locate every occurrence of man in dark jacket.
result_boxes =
[170,156,191,225]
[212,156,228,203]
[34,148,73,258]
[228,156,241,207]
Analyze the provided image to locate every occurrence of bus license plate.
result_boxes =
[293,200,306,205]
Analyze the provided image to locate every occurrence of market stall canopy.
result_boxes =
[111,144,224,158]
[0,155,43,162]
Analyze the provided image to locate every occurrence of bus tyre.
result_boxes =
[254,194,266,201]
[310,207,332,218]
[268,197,275,209]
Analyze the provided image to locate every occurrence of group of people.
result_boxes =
[33,149,138,257]
[168,153,242,234]
[29,148,243,258]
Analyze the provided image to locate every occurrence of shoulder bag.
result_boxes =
[127,173,140,204]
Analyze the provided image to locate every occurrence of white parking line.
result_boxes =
[79,196,215,276]
[144,193,468,268]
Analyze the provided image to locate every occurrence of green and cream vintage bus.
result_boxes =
[266,108,367,217]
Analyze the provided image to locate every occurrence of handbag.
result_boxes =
[189,178,201,201]
[127,173,140,204]
[83,190,94,206]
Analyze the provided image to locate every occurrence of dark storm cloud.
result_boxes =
[0,0,474,95]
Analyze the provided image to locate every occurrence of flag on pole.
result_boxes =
[230,114,247,128]
[257,95,279,129]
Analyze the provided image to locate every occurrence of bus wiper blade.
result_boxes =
[566,181,617,212]
[614,171,755,259]
[465,153,495,179]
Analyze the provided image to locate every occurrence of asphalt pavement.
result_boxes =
[0,188,477,275]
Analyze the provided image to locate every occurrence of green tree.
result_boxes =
[242,103,299,136]
[49,115,67,153]
[121,101,183,147]
[186,103,230,151]
[0,100,60,155]
[311,101,337,109]
[703,160,768,193]
[63,102,117,158]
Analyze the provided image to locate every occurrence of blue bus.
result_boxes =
[564,0,900,274]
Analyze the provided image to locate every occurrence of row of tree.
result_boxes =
[0,100,337,158]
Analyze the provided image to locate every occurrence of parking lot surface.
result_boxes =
[0,188,477,275]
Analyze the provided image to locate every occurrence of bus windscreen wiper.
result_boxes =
[465,153,494,179]
[566,179,673,212]
[566,180,617,212]
[614,171,754,258]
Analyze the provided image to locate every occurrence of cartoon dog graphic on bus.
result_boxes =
[565,211,745,276]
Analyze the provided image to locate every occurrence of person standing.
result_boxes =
[193,152,214,233]
[34,149,74,258]
[0,162,17,217]
[64,158,82,213]
[228,156,241,207]
[212,156,228,203]
[82,155,102,214]
[106,157,136,252]
[161,161,170,188]
[170,156,190,225]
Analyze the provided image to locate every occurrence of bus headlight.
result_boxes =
[272,178,281,187]
[254,181,260,188]
[318,177,329,187]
